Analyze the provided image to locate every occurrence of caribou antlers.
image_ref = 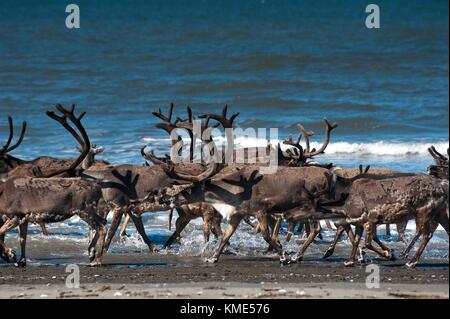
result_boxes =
[283,118,338,166]
[41,104,91,178]
[428,146,449,180]
[152,103,178,135]
[198,104,239,129]
[163,160,221,183]
[0,116,27,157]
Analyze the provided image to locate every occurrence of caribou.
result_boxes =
[0,105,107,267]
[282,145,449,267]
[1,101,446,270]
[307,165,449,268]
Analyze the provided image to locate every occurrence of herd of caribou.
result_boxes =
[0,104,448,269]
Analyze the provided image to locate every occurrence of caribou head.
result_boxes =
[428,146,449,180]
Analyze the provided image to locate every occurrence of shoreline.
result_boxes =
[2,282,448,299]
[1,256,448,299]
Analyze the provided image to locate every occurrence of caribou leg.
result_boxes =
[373,233,395,260]
[79,207,106,265]
[104,207,123,252]
[39,223,49,236]
[363,222,392,259]
[203,215,213,243]
[406,226,437,268]
[128,211,157,253]
[396,221,408,243]
[15,221,28,267]
[163,214,190,248]
[286,221,296,242]
[267,214,282,252]
[324,223,355,259]
[291,221,321,263]
[0,220,6,261]
[405,200,445,267]
[119,214,130,237]
[211,215,223,239]
[323,224,345,259]
[0,217,20,263]
[344,225,363,267]
[256,212,288,263]
[399,231,420,259]
[438,210,449,235]
[206,213,243,263]
[202,205,220,243]
[385,224,391,238]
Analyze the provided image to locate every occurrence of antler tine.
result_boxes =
[303,118,338,158]
[187,106,193,123]
[1,116,14,155]
[152,103,182,142]
[1,116,28,155]
[163,160,220,183]
[283,134,293,145]
[296,124,314,153]
[152,103,174,122]
[46,110,84,147]
[5,119,27,154]
[198,104,240,128]
[283,132,303,148]
[295,132,302,145]
[141,146,170,165]
[430,146,448,161]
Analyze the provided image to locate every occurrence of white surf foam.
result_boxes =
[142,135,448,157]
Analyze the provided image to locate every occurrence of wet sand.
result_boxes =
[1,255,448,299]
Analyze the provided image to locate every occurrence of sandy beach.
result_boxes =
[1,255,448,299]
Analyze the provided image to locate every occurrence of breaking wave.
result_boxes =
[143,136,448,157]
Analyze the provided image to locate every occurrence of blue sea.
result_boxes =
[0,1,448,265]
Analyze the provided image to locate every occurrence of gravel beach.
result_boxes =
[1,255,448,299]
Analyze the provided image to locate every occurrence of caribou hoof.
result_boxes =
[14,258,26,268]
[88,250,96,263]
[89,260,102,267]
[5,249,17,263]
[205,257,218,263]
[290,254,302,264]
[405,261,417,269]
[279,255,291,265]
[357,248,366,264]
[344,259,355,267]
[323,247,335,259]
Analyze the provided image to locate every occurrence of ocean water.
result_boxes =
[0,1,448,265]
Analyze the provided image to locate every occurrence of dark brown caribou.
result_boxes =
[284,145,449,265]
[0,105,107,267]
[81,104,225,253]
[150,157,343,264]
[315,167,449,268]
[1,113,108,181]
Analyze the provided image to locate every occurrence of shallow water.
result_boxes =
[1,214,448,267]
